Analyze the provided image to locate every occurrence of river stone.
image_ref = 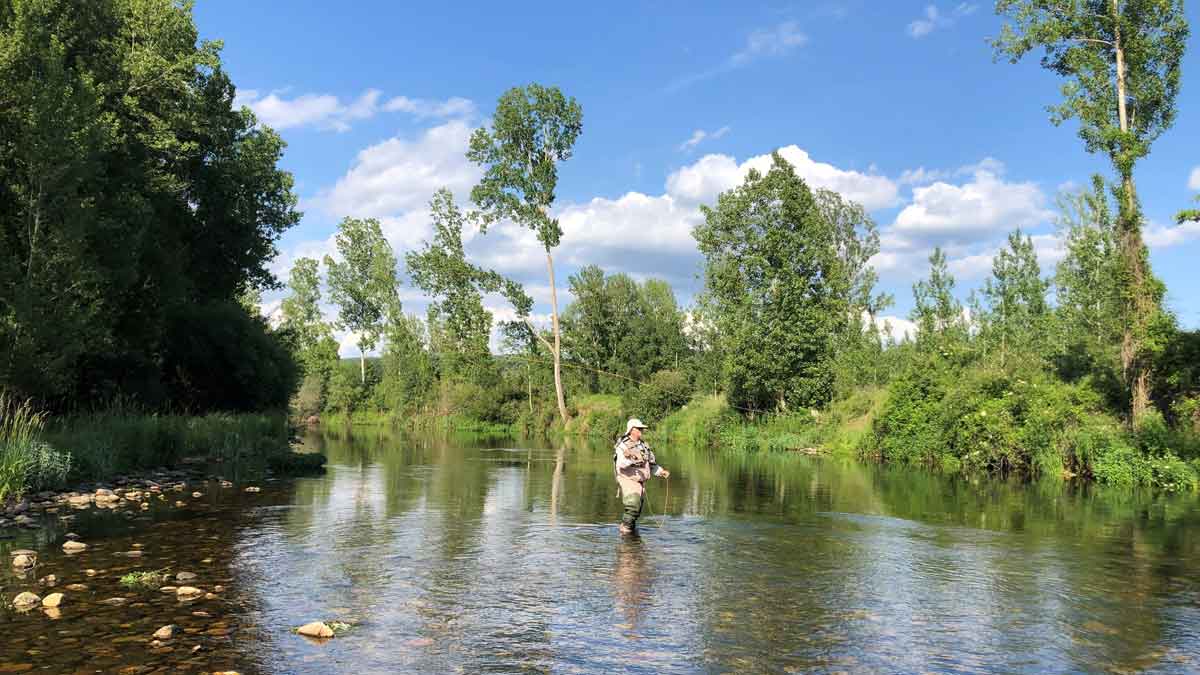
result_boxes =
[244,486,261,493]
[158,586,177,593]
[64,532,80,539]
[100,597,127,606]
[152,625,178,640]
[64,584,88,591]
[84,568,97,576]
[175,572,197,582]
[12,592,40,610]
[11,554,34,570]
[38,574,57,586]
[42,607,62,620]
[176,586,203,601]
[191,492,202,498]
[123,550,143,557]
[296,622,334,638]
[174,501,186,508]
[62,541,87,553]
[41,592,63,608]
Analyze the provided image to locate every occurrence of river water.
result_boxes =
[2,428,1200,673]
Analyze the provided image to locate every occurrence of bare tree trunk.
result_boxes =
[1112,1,1152,423]
[359,350,366,385]
[546,250,568,425]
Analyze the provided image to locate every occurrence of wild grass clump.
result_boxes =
[0,393,71,500]
[119,569,170,589]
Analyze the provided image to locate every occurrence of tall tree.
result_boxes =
[467,84,583,425]
[980,229,1050,366]
[0,0,300,410]
[911,248,968,359]
[324,217,399,384]
[1052,178,1125,393]
[406,189,527,382]
[281,257,338,382]
[992,0,1189,421]
[694,152,846,413]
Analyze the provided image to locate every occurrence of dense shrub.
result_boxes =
[622,370,692,425]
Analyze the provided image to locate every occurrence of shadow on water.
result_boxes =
[3,426,1200,673]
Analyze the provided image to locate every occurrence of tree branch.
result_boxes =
[523,316,554,353]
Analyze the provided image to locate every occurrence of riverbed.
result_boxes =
[2,428,1199,673]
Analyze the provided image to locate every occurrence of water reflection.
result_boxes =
[3,427,1200,673]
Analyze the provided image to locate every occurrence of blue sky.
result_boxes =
[194,1,1200,352]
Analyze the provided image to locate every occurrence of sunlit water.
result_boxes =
[3,428,1200,673]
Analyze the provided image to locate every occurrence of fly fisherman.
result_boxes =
[614,418,669,534]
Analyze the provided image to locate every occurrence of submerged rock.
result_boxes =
[38,574,57,587]
[244,486,261,493]
[62,540,87,553]
[152,625,178,640]
[41,592,64,608]
[64,584,88,591]
[11,554,35,570]
[175,571,197,583]
[175,586,203,601]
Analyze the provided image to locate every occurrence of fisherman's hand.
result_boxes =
[659,468,670,479]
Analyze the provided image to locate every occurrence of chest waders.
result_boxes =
[615,437,648,530]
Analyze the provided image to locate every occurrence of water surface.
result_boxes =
[3,428,1199,673]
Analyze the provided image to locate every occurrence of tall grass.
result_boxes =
[1,393,71,500]
[44,411,293,481]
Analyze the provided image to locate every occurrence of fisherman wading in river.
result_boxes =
[614,418,669,534]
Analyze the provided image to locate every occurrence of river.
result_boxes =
[2,427,1199,673]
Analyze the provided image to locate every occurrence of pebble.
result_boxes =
[192,492,203,498]
[100,597,127,606]
[62,540,88,553]
[64,584,88,591]
[244,486,261,493]
[176,571,197,582]
[41,593,64,608]
[85,568,97,576]
[38,574,58,587]
[11,592,40,610]
[11,554,35,570]
[123,550,143,557]
[296,622,334,638]
[176,586,203,601]
[152,625,178,640]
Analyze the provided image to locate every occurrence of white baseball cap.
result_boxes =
[625,418,648,434]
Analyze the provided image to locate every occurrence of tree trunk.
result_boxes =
[359,350,366,385]
[1112,2,1152,424]
[546,250,568,425]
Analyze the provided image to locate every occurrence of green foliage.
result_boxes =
[992,0,1188,179]
[0,0,300,411]
[561,266,688,392]
[120,570,170,589]
[977,229,1050,365]
[622,370,692,426]
[467,84,583,249]
[911,248,969,361]
[324,217,399,383]
[695,152,855,413]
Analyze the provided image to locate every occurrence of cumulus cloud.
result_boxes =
[668,21,807,92]
[234,88,474,132]
[892,160,1051,243]
[1189,166,1200,191]
[679,126,731,152]
[317,119,481,221]
[666,145,900,210]
[907,3,978,38]
[1145,219,1200,248]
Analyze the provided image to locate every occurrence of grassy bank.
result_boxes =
[317,410,518,437]
[1,393,313,501]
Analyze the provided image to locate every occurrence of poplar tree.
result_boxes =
[980,230,1050,366]
[992,0,1189,421]
[467,84,583,425]
[324,217,399,384]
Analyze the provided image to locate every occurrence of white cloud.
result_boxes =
[668,21,807,91]
[1145,219,1200,248]
[892,160,1051,242]
[234,88,474,132]
[907,3,977,38]
[679,126,731,152]
[382,96,477,119]
[874,315,918,342]
[1188,166,1200,191]
[732,21,808,65]
[318,119,481,221]
[666,145,900,210]
[899,166,952,185]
